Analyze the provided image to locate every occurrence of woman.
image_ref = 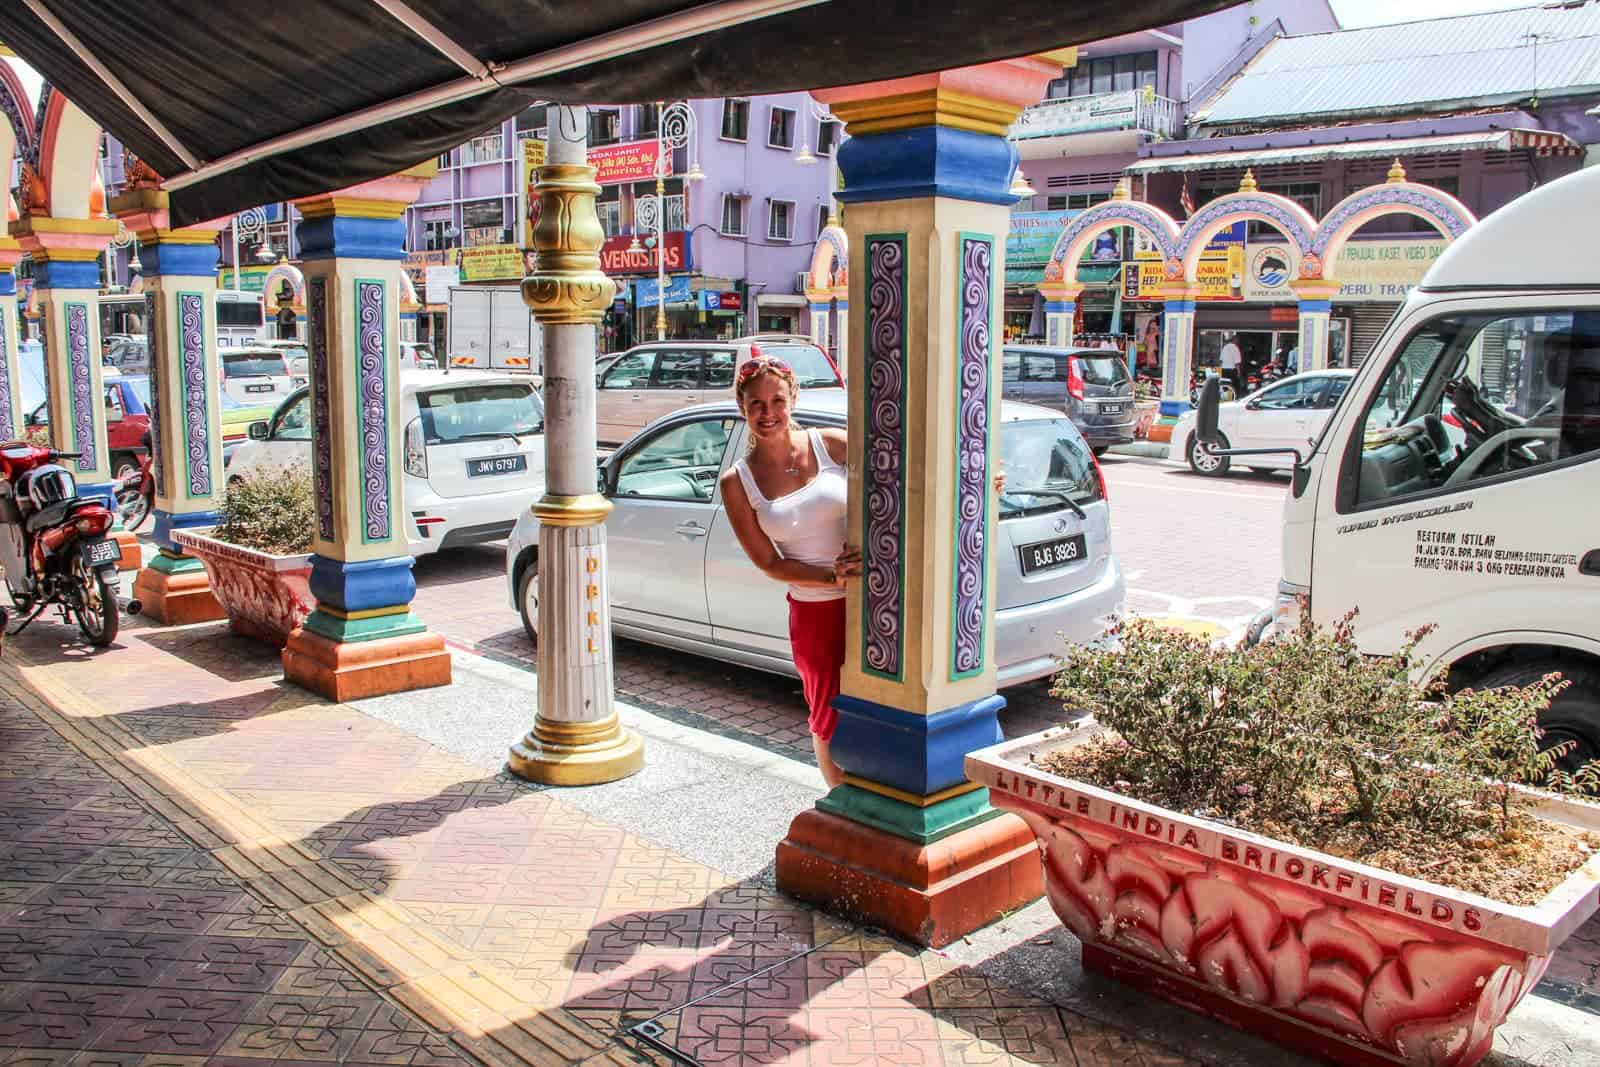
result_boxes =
[720,355,857,787]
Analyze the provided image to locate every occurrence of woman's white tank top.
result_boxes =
[733,429,848,603]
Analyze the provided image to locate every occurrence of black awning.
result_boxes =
[0,1,1237,226]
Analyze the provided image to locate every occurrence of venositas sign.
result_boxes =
[1245,239,1447,302]
[600,232,688,275]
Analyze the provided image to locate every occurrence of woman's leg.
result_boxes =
[813,734,844,788]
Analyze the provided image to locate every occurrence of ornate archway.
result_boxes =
[1308,163,1477,278]
[1041,190,1182,348]
[1174,183,1315,285]
[805,220,850,372]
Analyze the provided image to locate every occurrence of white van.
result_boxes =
[1198,165,1600,767]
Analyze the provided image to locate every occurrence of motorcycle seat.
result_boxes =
[24,498,98,534]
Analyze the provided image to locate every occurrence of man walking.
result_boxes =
[1219,333,1242,393]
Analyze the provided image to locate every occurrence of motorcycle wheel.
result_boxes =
[72,556,120,647]
[116,487,151,531]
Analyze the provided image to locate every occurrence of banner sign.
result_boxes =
[1243,239,1447,303]
[1006,210,1077,269]
[699,290,742,311]
[634,274,692,309]
[600,232,688,275]
[1129,246,1245,301]
[520,137,547,249]
[591,140,667,186]
[458,244,523,283]
[425,266,460,304]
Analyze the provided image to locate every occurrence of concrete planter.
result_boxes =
[967,726,1600,1067]
[172,530,314,647]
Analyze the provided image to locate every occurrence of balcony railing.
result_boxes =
[1010,90,1181,142]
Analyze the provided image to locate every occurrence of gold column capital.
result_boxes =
[523,162,618,325]
[531,493,613,526]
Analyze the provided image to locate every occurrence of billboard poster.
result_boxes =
[521,137,547,249]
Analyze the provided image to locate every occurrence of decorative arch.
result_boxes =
[1175,190,1316,284]
[398,269,420,307]
[1309,178,1477,279]
[808,223,848,290]
[0,62,32,160]
[262,259,306,306]
[35,87,102,219]
[1049,199,1182,285]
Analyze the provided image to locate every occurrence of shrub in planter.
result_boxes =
[174,468,317,645]
[966,613,1600,1067]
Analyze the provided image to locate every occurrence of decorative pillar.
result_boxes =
[1158,287,1198,418]
[0,237,23,441]
[776,56,1075,948]
[1038,280,1084,347]
[113,188,229,624]
[832,283,850,377]
[806,287,832,353]
[12,215,139,569]
[281,164,452,701]
[1290,279,1340,372]
[509,105,643,785]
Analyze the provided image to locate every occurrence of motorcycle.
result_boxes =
[115,450,154,531]
[0,442,123,646]
[1190,368,1237,406]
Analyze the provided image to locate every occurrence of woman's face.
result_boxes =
[740,371,796,443]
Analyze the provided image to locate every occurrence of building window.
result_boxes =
[628,179,687,232]
[436,150,453,168]
[1045,192,1111,211]
[637,102,659,138]
[514,105,548,134]
[1050,52,1158,100]
[589,108,620,145]
[597,200,621,238]
[462,132,503,165]
[721,98,750,142]
[817,119,838,157]
[1260,181,1323,217]
[422,219,455,251]
[721,194,747,236]
[817,204,831,237]
[769,200,795,241]
[768,106,796,150]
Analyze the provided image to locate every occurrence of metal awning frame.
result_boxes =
[1126,128,1580,175]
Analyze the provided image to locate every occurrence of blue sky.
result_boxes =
[1331,0,1533,28]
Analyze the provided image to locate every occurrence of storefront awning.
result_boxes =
[1126,128,1580,174]
[0,0,1238,226]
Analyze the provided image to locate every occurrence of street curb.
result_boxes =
[1107,441,1174,460]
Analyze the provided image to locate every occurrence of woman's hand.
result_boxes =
[833,544,863,583]
[993,467,1006,495]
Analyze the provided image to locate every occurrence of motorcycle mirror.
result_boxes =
[1196,375,1223,446]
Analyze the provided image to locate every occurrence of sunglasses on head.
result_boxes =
[737,355,792,380]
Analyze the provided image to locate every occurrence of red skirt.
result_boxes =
[789,595,846,741]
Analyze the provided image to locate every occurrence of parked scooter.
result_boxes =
[115,450,153,531]
[1190,367,1236,406]
[0,441,122,646]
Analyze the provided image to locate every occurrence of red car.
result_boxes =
[26,374,152,481]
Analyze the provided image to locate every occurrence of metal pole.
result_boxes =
[230,220,240,292]
[656,101,667,341]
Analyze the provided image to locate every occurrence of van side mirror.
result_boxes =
[1196,376,1222,446]
[247,421,270,441]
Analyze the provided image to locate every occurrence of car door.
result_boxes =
[233,391,314,480]
[595,349,659,446]
[605,415,737,639]
[1235,376,1326,457]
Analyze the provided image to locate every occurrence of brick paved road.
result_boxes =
[410,457,1286,763]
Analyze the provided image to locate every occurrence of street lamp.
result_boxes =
[231,206,267,292]
[255,242,280,264]
[794,95,841,223]
[632,101,703,340]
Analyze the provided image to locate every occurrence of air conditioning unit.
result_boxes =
[795,271,812,294]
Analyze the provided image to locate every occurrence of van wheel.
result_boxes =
[1472,659,1600,775]
[1187,432,1230,476]
[517,555,539,647]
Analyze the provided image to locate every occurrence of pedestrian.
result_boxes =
[1219,333,1242,392]
[720,354,859,787]
[1282,342,1299,375]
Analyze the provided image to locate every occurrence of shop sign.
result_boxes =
[635,275,692,309]
[458,244,524,283]
[590,140,667,186]
[1243,239,1447,303]
[1131,221,1244,259]
[214,266,270,293]
[425,266,460,304]
[600,232,688,275]
[1128,246,1245,301]
[698,290,742,311]
[1006,210,1139,271]
[1010,89,1142,139]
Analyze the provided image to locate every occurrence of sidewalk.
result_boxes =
[0,606,1595,1065]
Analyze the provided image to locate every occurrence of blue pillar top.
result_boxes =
[836,126,1018,207]
[32,259,102,291]
[141,242,221,279]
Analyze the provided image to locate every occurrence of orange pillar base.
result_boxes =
[281,627,452,702]
[775,808,1042,948]
[131,565,225,625]
[113,529,141,571]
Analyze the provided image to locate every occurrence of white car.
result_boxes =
[1171,370,1355,476]
[506,389,1125,686]
[220,346,298,405]
[225,370,546,556]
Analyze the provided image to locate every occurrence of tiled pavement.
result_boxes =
[0,610,1208,1066]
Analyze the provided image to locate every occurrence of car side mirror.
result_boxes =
[1196,376,1223,446]
[247,421,270,441]
[597,456,612,494]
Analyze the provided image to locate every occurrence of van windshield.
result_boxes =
[753,343,840,388]
[997,418,1102,516]
[415,383,545,444]
[221,353,289,378]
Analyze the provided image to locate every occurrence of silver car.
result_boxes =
[506,390,1124,686]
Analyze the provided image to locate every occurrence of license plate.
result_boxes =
[1099,403,1125,415]
[467,454,528,478]
[80,538,120,567]
[245,383,274,394]
[1018,533,1087,576]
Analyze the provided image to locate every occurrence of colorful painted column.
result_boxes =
[832,283,850,377]
[1038,281,1084,347]
[113,189,229,624]
[12,214,139,569]
[805,288,832,354]
[0,236,23,442]
[509,106,643,785]
[776,56,1074,948]
[1290,279,1340,372]
[1159,287,1199,418]
[281,165,452,700]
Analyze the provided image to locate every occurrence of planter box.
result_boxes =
[967,725,1600,1067]
[1132,399,1161,440]
[173,530,314,647]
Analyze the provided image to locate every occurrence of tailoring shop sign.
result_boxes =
[591,140,667,186]
[458,244,524,283]
[1243,239,1447,303]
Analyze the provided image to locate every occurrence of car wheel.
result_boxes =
[1091,445,1109,457]
[517,554,539,646]
[1186,431,1230,476]
[1471,659,1600,777]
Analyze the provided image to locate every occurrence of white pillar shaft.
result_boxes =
[1161,302,1196,408]
[1299,306,1331,372]
[543,323,598,496]
[0,289,21,441]
[535,522,615,723]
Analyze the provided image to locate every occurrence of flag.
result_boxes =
[1179,173,1195,219]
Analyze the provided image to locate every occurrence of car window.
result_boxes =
[749,342,837,387]
[1321,378,1350,409]
[104,385,125,422]
[613,419,734,502]
[601,351,657,389]
[1348,311,1600,509]
[272,393,312,440]
[1074,354,1130,387]
[1021,354,1058,382]
[650,351,704,390]
[1002,352,1021,383]
[221,352,290,378]
[998,417,1102,516]
[704,351,736,389]
[1254,378,1327,411]
[415,384,545,444]
[125,377,151,410]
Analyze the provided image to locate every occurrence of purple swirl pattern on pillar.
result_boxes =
[356,279,390,542]
[65,302,96,473]
[0,307,12,440]
[863,236,906,679]
[178,293,212,497]
[952,236,992,678]
[144,293,164,497]
[308,278,334,541]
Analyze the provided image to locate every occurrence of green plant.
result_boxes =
[23,425,50,448]
[212,467,316,555]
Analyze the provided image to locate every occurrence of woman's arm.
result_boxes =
[718,468,840,589]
